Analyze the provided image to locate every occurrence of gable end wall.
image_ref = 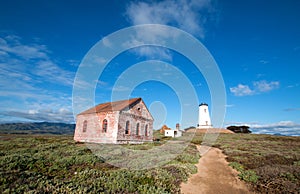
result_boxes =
[74,111,119,144]
[117,100,153,143]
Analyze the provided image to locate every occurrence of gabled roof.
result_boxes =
[78,98,142,115]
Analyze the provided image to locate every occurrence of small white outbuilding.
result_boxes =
[164,129,182,138]
[164,123,183,138]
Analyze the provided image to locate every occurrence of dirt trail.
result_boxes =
[180,145,253,194]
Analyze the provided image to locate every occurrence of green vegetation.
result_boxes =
[152,129,172,142]
[0,134,199,193]
[228,162,259,183]
[2,132,299,193]
[213,134,300,193]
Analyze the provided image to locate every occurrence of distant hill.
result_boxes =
[0,122,75,135]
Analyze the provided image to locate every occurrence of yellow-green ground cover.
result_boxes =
[1,132,299,193]
[0,134,198,193]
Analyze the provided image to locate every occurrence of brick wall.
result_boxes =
[74,111,118,144]
[74,100,153,144]
[117,100,153,143]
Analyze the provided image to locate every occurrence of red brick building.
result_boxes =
[74,98,154,144]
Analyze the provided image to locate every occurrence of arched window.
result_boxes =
[83,120,87,132]
[145,124,148,136]
[125,121,130,135]
[136,123,140,135]
[102,119,108,133]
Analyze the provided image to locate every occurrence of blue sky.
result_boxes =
[0,0,299,135]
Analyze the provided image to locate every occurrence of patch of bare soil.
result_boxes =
[181,145,253,194]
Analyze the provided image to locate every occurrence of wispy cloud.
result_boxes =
[230,80,280,96]
[130,47,173,61]
[250,121,300,136]
[102,37,112,48]
[0,108,74,123]
[0,34,76,123]
[34,60,74,86]
[225,104,235,108]
[112,85,131,92]
[230,84,255,96]
[0,89,74,123]
[0,35,49,60]
[259,60,269,64]
[124,0,217,59]
[253,80,279,92]
[294,46,300,51]
[283,108,300,112]
[287,83,299,88]
[66,59,80,67]
[0,35,74,86]
[126,0,214,38]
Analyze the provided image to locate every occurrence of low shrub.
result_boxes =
[229,162,259,183]
[0,134,200,193]
[238,170,259,183]
[214,134,300,193]
[229,162,244,172]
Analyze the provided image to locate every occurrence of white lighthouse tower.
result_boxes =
[198,103,212,129]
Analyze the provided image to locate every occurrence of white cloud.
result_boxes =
[287,83,299,88]
[0,34,76,123]
[0,63,31,84]
[74,79,107,90]
[66,59,80,67]
[34,60,74,86]
[0,91,74,123]
[131,46,173,61]
[259,60,269,64]
[121,27,176,60]
[28,109,38,114]
[126,0,214,37]
[1,108,74,123]
[250,121,300,136]
[102,37,112,48]
[124,0,216,59]
[0,35,75,87]
[94,56,108,64]
[253,80,279,92]
[230,80,280,96]
[0,50,8,57]
[0,35,49,60]
[251,121,296,128]
[112,85,131,92]
[230,84,254,96]
[225,104,235,108]
[97,80,108,86]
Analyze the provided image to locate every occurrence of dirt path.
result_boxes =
[180,145,253,194]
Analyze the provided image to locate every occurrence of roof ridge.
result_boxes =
[78,97,142,115]
[100,97,140,104]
